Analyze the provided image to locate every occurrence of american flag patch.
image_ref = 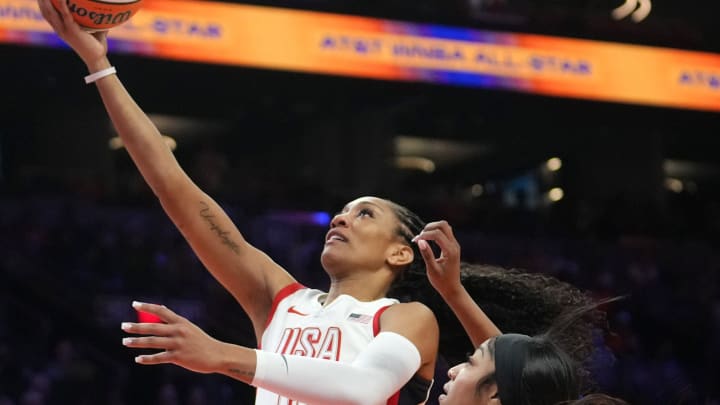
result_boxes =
[347,313,372,324]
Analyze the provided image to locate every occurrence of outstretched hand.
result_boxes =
[37,0,109,68]
[413,220,462,297]
[122,301,229,374]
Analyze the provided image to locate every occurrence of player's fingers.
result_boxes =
[123,336,175,350]
[53,0,77,30]
[415,220,455,240]
[37,0,63,29]
[55,0,78,28]
[132,301,182,323]
[134,351,174,365]
[417,239,442,272]
[121,322,174,336]
[413,229,459,259]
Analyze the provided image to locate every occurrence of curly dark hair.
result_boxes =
[389,261,615,391]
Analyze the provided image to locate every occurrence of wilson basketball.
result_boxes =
[50,0,144,32]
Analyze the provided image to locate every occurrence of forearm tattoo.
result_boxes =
[228,368,255,379]
[199,201,241,254]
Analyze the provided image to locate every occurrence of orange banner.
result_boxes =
[1,0,719,112]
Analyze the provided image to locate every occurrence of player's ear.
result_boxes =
[387,243,413,267]
[487,382,501,405]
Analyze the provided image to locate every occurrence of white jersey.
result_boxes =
[256,282,416,405]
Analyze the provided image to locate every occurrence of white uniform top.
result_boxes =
[256,282,401,405]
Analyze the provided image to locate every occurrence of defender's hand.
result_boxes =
[413,220,462,297]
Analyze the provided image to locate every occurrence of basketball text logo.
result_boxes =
[275,327,342,360]
[64,0,132,26]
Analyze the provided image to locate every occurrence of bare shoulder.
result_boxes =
[383,301,436,324]
[380,301,439,340]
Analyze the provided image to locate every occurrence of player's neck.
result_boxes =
[325,273,391,306]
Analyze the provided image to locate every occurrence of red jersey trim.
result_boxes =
[373,304,392,337]
[259,282,305,348]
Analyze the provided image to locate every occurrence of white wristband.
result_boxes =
[84,66,117,84]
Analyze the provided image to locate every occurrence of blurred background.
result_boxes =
[1,0,720,404]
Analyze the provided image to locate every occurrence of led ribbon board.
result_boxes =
[2,0,719,111]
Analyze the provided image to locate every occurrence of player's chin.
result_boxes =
[438,393,447,403]
[319,249,344,271]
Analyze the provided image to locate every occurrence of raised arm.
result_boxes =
[38,0,295,338]
[413,221,501,348]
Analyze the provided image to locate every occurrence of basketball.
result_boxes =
[50,0,144,32]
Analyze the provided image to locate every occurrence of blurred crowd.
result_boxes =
[0,194,718,405]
